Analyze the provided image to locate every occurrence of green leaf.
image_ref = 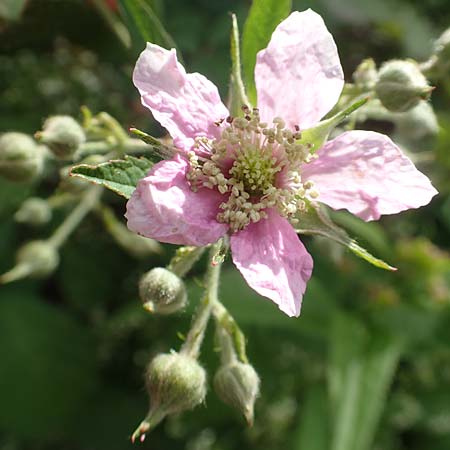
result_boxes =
[0,288,97,439]
[292,386,329,450]
[295,203,396,271]
[0,0,28,21]
[70,156,153,199]
[119,0,181,61]
[329,313,403,450]
[242,0,291,104]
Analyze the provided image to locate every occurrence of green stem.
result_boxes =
[47,186,102,249]
[168,246,206,278]
[76,138,151,159]
[180,241,223,359]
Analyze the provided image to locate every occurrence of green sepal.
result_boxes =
[228,13,251,116]
[129,127,175,160]
[298,97,369,152]
[70,155,153,199]
[295,203,396,271]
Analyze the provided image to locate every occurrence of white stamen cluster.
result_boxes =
[186,107,318,232]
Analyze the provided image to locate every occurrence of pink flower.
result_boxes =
[126,9,437,317]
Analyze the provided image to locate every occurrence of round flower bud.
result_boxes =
[139,267,187,314]
[0,132,43,182]
[16,240,59,278]
[214,362,260,426]
[375,60,432,112]
[15,197,52,226]
[36,116,85,159]
[131,352,207,442]
[353,58,377,90]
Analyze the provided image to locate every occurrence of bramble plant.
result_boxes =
[1,1,449,448]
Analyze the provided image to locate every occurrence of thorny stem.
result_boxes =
[48,186,102,249]
[180,241,224,359]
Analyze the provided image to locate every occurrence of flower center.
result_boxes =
[186,107,318,232]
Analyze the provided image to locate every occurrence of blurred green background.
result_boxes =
[1,1,450,449]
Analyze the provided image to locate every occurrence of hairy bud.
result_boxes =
[131,352,207,442]
[214,362,260,426]
[36,116,85,159]
[139,268,187,314]
[0,132,43,182]
[353,58,377,90]
[15,197,52,226]
[375,60,432,112]
[0,240,59,284]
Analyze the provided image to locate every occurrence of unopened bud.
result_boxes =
[0,240,59,284]
[139,268,187,314]
[0,132,43,182]
[375,60,432,112]
[36,116,85,159]
[15,197,52,226]
[131,352,207,442]
[214,362,260,426]
[353,58,377,90]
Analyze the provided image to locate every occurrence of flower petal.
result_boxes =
[126,154,228,245]
[302,130,438,221]
[255,9,344,129]
[230,209,313,317]
[133,43,229,151]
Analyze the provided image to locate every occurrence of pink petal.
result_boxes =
[255,10,344,129]
[230,209,313,317]
[126,154,228,245]
[302,130,438,221]
[133,43,229,152]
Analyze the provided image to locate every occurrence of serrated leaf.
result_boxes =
[242,0,291,104]
[70,156,153,199]
[296,203,396,271]
[329,313,403,450]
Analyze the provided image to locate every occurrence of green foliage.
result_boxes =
[0,288,97,439]
[119,0,180,57]
[329,313,403,450]
[70,155,153,198]
[242,0,292,104]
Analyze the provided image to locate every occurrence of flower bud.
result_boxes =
[214,362,260,426]
[0,240,59,284]
[15,197,52,226]
[139,268,187,314]
[353,58,377,90]
[131,352,207,442]
[375,60,432,112]
[0,132,43,182]
[36,116,85,159]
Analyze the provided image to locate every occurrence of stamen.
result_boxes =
[186,108,318,231]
